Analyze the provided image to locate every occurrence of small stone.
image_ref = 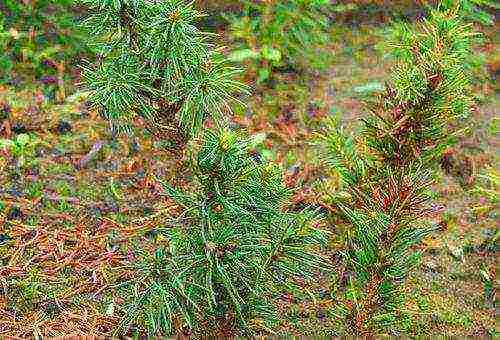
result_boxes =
[274,271,286,285]
[141,206,153,215]
[50,148,64,157]
[318,288,330,299]
[423,259,439,272]
[244,107,253,118]
[89,206,102,218]
[129,140,140,154]
[316,309,326,320]
[448,244,464,262]
[7,206,23,220]
[288,164,300,176]
[8,187,23,198]
[11,122,27,134]
[43,301,61,317]
[56,120,72,134]
[228,121,240,130]
[35,147,46,157]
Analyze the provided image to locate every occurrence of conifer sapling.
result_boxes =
[118,129,327,335]
[321,5,478,333]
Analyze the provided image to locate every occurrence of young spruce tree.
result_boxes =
[118,129,327,335]
[81,0,247,141]
[81,1,325,335]
[321,5,478,333]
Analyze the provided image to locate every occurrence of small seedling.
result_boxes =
[0,133,41,169]
[227,0,331,82]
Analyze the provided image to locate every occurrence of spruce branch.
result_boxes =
[80,0,249,139]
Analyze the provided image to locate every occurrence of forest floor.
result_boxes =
[0,20,498,336]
